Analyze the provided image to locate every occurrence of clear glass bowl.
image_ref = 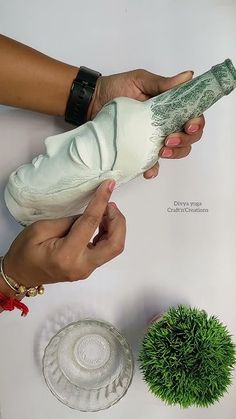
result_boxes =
[42,319,134,411]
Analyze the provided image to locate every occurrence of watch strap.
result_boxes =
[65,66,101,126]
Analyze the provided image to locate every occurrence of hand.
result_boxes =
[3,180,126,289]
[88,69,205,179]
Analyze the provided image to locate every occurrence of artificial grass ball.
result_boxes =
[139,305,236,408]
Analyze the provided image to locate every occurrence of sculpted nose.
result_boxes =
[32,154,44,168]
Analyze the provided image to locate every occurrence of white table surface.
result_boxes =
[0,1,236,418]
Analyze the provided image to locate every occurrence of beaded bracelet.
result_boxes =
[0,256,45,297]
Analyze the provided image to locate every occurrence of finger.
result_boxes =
[92,212,109,245]
[137,69,193,96]
[160,145,192,160]
[165,129,203,148]
[143,163,159,179]
[26,215,80,243]
[63,179,116,248]
[87,202,126,267]
[184,115,205,134]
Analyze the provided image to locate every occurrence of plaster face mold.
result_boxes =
[5,59,236,225]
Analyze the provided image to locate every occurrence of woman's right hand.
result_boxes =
[3,180,125,289]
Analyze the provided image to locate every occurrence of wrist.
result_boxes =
[87,76,101,120]
[0,275,27,316]
[1,255,44,297]
[0,274,18,298]
[55,65,79,117]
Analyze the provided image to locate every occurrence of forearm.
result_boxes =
[0,34,78,116]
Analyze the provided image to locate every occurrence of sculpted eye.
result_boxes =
[69,138,90,167]
[68,124,101,170]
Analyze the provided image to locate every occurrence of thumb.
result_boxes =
[157,70,194,93]
[142,70,194,96]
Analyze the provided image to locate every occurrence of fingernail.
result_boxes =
[179,70,194,76]
[187,124,199,133]
[162,148,173,158]
[108,202,117,219]
[108,180,116,192]
[166,137,180,147]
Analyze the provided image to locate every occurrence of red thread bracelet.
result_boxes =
[0,291,29,317]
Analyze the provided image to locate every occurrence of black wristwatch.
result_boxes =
[65,66,101,126]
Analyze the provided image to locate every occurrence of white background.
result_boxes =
[0,1,236,418]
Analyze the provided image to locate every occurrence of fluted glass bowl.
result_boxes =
[42,319,134,411]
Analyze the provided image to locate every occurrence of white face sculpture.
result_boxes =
[7,59,234,225]
[5,97,160,225]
